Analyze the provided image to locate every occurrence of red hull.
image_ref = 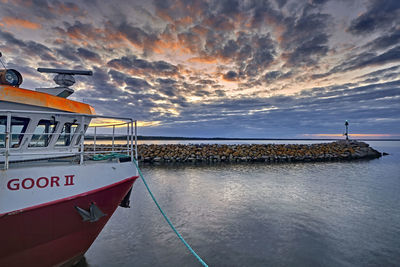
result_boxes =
[0,176,139,267]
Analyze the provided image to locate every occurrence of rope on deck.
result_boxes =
[92,153,129,161]
[132,159,209,267]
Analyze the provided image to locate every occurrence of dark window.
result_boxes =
[0,117,31,148]
[75,124,88,145]
[55,123,79,146]
[29,120,58,147]
[11,117,30,148]
[0,116,5,148]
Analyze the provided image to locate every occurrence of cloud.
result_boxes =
[333,45,400,73]
[0,0,78,21]
[55,45,81,62]
[0,29,56,62]
[107,55,178,77]
[177,31,202,53]
[364,27,400,50]
[357,65,400,79]
[312,45,400,80]
[153,0,209,23]
[116,22,159,55]
[284,33,329,67]
[50,1,81,15]
[125,77,151,89]
[77,47,101,63]
[248,0,282,29]
[264,70,293,82]
[347,0,400,35]
[1,17,41,29]
[197,79,215,85]
[0,29,29,47]
[57,21,101,41]
[243,34,276,76]
[2,0,400,137]
[108,69,127,85]
[147,79,400,137]
[280,10,331,67]
[223,70,238,81]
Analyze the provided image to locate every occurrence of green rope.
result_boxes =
[132,159,209,267]
[92,153,129,161]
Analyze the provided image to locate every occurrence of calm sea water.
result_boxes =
[84,140,400,267]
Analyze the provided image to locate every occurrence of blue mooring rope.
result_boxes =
[132,160,209,267]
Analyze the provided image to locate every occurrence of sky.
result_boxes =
[0,0,399,139]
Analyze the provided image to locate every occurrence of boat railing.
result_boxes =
[0,110,137,170]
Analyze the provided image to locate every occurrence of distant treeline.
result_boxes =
[84,135,328,141]
[84,135,399,141]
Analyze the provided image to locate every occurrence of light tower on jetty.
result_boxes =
[344,120,349,140]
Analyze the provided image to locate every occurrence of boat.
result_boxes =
[0,63,139,266]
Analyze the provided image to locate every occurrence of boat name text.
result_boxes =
[6,175,75,190]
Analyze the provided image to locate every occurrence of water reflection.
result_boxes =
[85,141,400,266]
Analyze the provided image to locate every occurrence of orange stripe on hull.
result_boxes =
[0,85,95,115]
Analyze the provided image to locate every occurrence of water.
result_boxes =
[85,141,400,266]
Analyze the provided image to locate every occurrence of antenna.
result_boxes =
[37,68,93,76]
[0,52,7,69]
[36,67,93,98]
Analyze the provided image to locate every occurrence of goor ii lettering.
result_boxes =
[6,175,75,190]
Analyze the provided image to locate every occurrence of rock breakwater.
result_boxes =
[86,140,382,164]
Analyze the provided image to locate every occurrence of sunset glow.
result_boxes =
[304,134,400,139]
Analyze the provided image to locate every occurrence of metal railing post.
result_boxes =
[80,116,85,165]
[93,126,96,155]
[126,123,129,156]
[135,120,138,160]
[130,121,134,161]
[5,112,11,170]
[112,125,115,153]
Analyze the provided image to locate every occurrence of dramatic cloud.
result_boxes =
[347,0,400,35]
[107,56,178,76]
[77,48,101,63]
[1,17,42,29]
[0,0,399,138]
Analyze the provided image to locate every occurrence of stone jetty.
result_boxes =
[85,140,382,164]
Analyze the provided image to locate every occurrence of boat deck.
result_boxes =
[6,155,130,170]
[1,109,137,170]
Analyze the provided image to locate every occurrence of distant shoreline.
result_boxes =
[85,135,400,142]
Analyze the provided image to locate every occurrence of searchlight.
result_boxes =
[0,69,23,87]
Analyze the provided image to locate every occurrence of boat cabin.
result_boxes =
[0,68,136,166]
[0,84,93,162]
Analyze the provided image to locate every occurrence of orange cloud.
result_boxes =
[203,16,235,31]
[155,10,174,23]
[188,56,218,64]
[191,25,208,37]
[51,2,80,15]
[153,39,191,54]
[175,16,193,27]
[2,17,41,29]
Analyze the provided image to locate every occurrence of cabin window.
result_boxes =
[0,116,5,148]
[10,117,30,148]
[75,124,88,145]
[29,120,58,147]
[55,123,79,146]
[0,116,30,148]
